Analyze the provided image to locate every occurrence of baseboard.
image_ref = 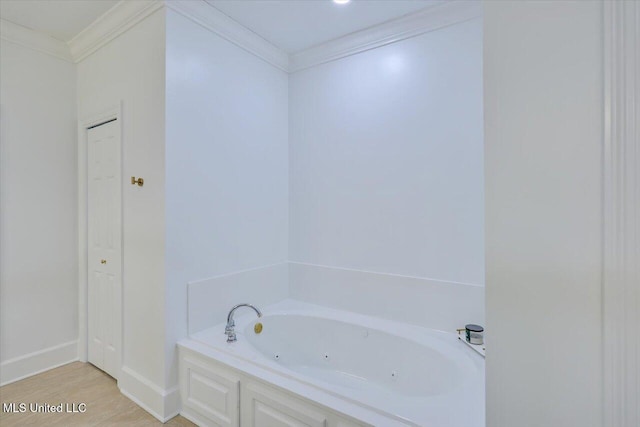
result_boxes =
[118,366,180,422]
[180,408,210,427]
[0,340,78,386]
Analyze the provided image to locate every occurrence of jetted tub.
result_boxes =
[181,299,485,427]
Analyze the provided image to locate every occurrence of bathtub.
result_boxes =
[180,299,484,427]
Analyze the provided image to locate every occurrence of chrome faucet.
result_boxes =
[225,303,262,343]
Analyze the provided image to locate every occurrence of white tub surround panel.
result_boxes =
[484,1,603,426]
[289,17,484,287]
[76,8,168,420]
[0,38,78,386]
[603,2,640,426]
[289,263,483,333]
[165,4,289,399]
[187,263,289,336]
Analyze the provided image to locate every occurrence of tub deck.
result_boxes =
[180,299,484,427]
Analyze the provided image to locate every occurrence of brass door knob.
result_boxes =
[100,259,107,264]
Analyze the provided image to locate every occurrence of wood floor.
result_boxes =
[0,362,196,426]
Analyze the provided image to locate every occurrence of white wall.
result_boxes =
[0,38,78,385]
[484,1,603,426]
[76,9,168,416]
[289,18,484,286]
[165,7,289,389]
[288,18,484,329]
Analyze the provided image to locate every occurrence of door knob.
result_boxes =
[100,259,107,264]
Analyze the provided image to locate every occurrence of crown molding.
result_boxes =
[289,0,482,73]
[603,1,640,427]
[168,0,289,72]
[0,19,73,62]
[68,0,164,63]
[3,0,480,72]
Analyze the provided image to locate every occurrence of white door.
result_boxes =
[87,119,121,379]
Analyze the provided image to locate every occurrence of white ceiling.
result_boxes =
[0,0,119,42]
[0,0,438,52]
[208,0,438,53]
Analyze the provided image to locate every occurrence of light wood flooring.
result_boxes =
[0,362,196,426]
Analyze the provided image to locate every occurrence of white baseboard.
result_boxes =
[180,408,210,427]
[0,340,78,386]
[118,366,180,422]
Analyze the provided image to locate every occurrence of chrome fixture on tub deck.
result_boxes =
[225,303,262,342]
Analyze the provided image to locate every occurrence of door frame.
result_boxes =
[77,102,123,381]
[603,2,639,426]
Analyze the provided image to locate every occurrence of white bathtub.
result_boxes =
[182,299,484,427]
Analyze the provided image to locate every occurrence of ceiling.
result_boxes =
[0,0,438,52]
[208,0,438,53]
[0,0,119,42]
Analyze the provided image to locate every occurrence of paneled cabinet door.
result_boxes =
[241,382,327,427]
[181,357,240,427]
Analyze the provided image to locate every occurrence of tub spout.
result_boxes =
[225,303,262,343]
